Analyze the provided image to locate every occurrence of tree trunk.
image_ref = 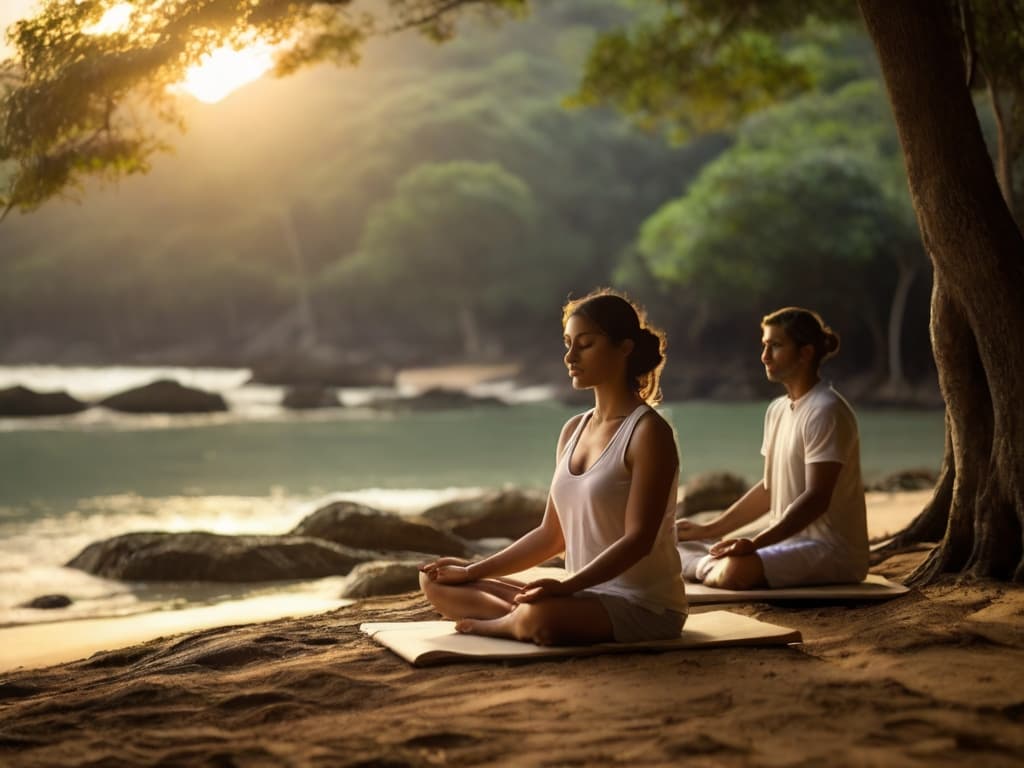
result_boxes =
[878,258,917,398]
[863,310,888,386]
[859,0,1024,583]
[223,291,239,342]
[457,303,482,359]
[279,209,318,350]
[986,81,1015,213]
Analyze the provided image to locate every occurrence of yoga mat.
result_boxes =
[360,610,802,667]
[510,566,909,604]
[685,574,909,604]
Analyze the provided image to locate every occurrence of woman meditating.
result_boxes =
[419,289,687,645]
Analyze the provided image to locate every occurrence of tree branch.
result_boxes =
[959,0,977,86]
[378,0,508,37]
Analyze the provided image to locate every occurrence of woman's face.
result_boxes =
[563,313,631,390]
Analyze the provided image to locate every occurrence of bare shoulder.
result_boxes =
[628,409,679,467]
[634,408,677,444]
[556,412,587,458]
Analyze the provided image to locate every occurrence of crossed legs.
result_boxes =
[418,572,614,646]
[700,553,767,590]
[679,540,768,590]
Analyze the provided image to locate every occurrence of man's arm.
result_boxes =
[709,462,841,557]
[750,461,841,549]
[677,481,771,541]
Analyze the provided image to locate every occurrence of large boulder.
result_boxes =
[341,561,423,599]
[421,489,547,540]
[291,501,469,557]
[0,385,89,416]
[67,532,371,581]
[369,387,507,411]
[678,472,749,517]
[99,379,227,414]
[281,385,341,410]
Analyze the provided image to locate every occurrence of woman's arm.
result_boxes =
[519,412,677,600]
[421,414,581,584]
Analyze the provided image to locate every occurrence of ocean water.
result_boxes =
[0,366,946,629]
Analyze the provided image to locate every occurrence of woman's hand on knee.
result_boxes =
[419,557,474,584]
[513,578,572,603]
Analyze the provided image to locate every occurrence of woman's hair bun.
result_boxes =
[629,328,664,377]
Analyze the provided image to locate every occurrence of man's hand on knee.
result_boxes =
[708,537,756,558]
[703,553,766,590]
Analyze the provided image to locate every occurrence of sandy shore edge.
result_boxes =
[0,491,931,674]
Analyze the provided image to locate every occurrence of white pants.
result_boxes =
[678,537,866,588]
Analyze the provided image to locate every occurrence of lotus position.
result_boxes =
[420,289,687,645]
[677,307,868,590]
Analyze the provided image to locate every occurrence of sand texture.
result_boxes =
[1,548,1023,767]
[1,490,1022,767]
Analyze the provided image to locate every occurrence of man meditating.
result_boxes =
[677,307,868,590]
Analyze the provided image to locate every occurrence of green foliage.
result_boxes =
[737,79,914,226]
[346,160,545,350]
[633,79,922,361]
[0,0,531,214]
[3,1,716,361]
[356,160,535,289]
[574,0,860,140]
[960,0,1024,219]
[639,148,890,299]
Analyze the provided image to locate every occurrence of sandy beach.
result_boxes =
[2,490,1022,767]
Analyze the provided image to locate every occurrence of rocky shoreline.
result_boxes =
[0,379,513,417]
[18,474,939,616]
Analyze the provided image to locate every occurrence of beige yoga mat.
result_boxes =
[685,573,909,604]
[360,610,802,667]
[511,566,908,605]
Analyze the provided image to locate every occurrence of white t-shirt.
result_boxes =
[761,381,868,576]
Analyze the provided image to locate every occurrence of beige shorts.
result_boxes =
[576,590,686,643]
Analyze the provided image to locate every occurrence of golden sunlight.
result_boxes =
[82,2,135,35]
[169,41,275,104]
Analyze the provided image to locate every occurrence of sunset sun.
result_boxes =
[170,41,276,104]
[79,2,275,104]
[82,2,135,35]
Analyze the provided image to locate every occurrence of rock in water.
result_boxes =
[20,594,73,609]
[291,501,469,557]
[341,561,423,599]
[281,385,341,410]
[99,379,227,414]
[0,386,89,416]
[678,472,749,517]
[421,489,546,540]
[67,532,371,581]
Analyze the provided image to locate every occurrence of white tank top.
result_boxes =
[550,404,687,614]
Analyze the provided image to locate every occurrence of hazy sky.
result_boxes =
[0,0,38,57]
